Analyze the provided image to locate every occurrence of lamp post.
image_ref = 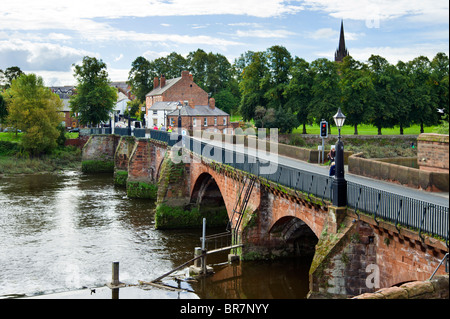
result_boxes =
[332,107,347,207]
[177,103,182,144]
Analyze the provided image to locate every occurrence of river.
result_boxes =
[0,171,310,299]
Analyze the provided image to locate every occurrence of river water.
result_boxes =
[0,171,309,299]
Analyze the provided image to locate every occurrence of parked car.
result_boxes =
[3,127,22,133]
[69,128,80,133]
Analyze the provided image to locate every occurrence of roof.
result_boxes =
[150,101,182,111]
[145,77,182,96]
[167,105,229,117]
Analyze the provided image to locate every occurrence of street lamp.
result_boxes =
[332,107,347,207]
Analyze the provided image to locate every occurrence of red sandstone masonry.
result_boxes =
[417,133,449,173]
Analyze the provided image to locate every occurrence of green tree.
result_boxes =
[395,61,414,134]
[128,56,153,102]
[0,66,24,89]
[238,51,268,121]
[309,58,341,131]
[273,107,298,133]
[5,73,63,155]
[69,57,117,127]
[405,56,437,133]
[367,55,398,135]
[0,93,7,125]
[430,52,449,121]
[262,45,292,109]
[339,56,375,135]
[213,89,239,115]
[284,57,314,134]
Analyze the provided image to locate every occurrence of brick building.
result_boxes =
[145,71,209,127]
[167,98,231,134]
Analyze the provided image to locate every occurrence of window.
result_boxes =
[214,117,217,126]
[204,117,207,126]
[153,110,157,115]
[193,117,196,127]
[223,117,227,125]
[170,118,174,126]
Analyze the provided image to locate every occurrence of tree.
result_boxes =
[0,93,7,125]
[263,45,292,109]
[430,52,449,122]
[69,57,117,127]
[394,61,414,134]
[213,89,239,115]
[367,55,398,135]
[285,57,314,134]
[339,56,375,135]
[238,51,268,121]
[405,56,437,133]
[0,66,24,90]
[309,58,341,132]
[5,73,63,155]
[128,56,153,102]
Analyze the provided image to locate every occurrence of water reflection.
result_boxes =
[0,172,311,299]
[193,258,311,299]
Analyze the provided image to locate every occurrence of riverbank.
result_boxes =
[0,143,82,175]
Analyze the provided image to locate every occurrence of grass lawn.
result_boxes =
[230,115,441,135]
[292,124,441,135]
[0,132,23,142]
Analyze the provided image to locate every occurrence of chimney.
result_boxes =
[160,74,166,88]
[189,99,195,109]
[209,98,215,110]
[181,70,190,79]
[153,77,159,89]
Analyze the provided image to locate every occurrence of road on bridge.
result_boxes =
[190,136,449,208]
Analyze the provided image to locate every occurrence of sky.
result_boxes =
[0,0,448,87]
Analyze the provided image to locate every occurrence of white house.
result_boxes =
[147,101,181,128]
[115,92,130,115]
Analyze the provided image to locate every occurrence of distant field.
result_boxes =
[292,124,440,136]
[229,116,440,135]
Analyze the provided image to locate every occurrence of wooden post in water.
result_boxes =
[112,262,120,286]
[201,218,207,275]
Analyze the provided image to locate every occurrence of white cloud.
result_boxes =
[301,0,449,24]
[233,29,296,38]
[306,28,360,40]
[0,0,304,32]
[0,39,94,71]
[114,54,124,62]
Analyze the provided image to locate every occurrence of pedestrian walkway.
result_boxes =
[195,137,449,208]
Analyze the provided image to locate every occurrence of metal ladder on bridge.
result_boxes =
[227,175,256,247]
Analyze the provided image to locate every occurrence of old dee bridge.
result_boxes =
[80,129,449,298]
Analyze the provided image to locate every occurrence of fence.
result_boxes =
[143,130,450,242]
[80,127,147,137]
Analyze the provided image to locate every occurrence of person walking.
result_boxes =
[327,146,336,164]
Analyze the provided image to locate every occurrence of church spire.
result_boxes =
[335,20,349,62]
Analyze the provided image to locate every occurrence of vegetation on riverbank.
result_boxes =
[0,140,81,174]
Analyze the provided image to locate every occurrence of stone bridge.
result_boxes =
[81,134,449,298]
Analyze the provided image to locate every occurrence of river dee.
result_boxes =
[0,171,309,299]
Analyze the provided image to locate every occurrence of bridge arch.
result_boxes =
[269,216,318,258]
[191,172,226,208]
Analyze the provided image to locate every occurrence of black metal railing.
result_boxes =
[148,130,449,242]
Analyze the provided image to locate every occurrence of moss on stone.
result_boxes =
[127,180,158,199]
[81,160,114,173]
[114,170,128,187]
[154,203,228,230]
